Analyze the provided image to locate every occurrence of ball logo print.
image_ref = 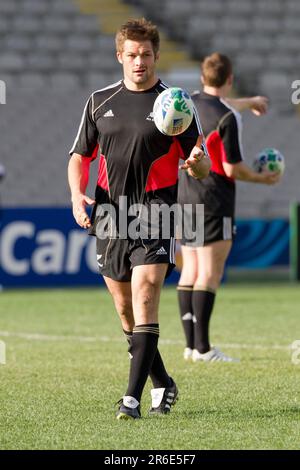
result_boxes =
[153,87,194,136]
[253,148,285,175]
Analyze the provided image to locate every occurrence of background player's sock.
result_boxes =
[192,288,216,354]
[177,285,194,349]
[125,324,159,402]
[123,329,171,389]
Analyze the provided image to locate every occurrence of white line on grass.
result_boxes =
[0,330,291,350]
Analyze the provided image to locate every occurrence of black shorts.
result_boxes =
[181,214,236,247]
[96,237,176,282]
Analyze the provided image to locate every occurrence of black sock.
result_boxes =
[125,324,159,402]
[192,288,216,354]
[123,329,171,389]
[149,349,171,389]
[123,329,133,358]
[177,285,194,349]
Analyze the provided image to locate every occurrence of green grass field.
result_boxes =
[0,284,300,450]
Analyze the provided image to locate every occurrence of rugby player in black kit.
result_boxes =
[177,53,280,363]
[68,18,210,419]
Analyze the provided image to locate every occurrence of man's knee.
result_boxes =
[114,295,132,316]
[197,269,223,289]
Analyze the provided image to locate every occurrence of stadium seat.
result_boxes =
[282,17,300,32]
[276,35,300,52]
[244,36,273,53]
[267,54,295,72]
[73,16,101,34]
[65,36,94,52]
[252,17,280,33]
[57,53,87,72]
[21,0,49,15]
[43,17,73,34]
[234,54,265,73]
[222,16,250,33]
[227,0,253,14]
[0,1,18,15]
[50,73,81,89]
[287,0,300,13]
[257,0,283,14]
[19,73,46,89]
[51,1,79,15]
[4,35,33,52]
[0,53,25,72]
[36,35,65,52]
[196,2,224,15]
[27,54,55,72]
[12,16,42,34]
[211,35,242,55]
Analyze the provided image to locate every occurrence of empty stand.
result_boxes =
[0,0,299,218]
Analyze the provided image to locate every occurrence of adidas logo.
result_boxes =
[97,254,103,267]
[103,109,114,117]
[182,312,193,321]
[146,112,154,121]
[156,246,167,255]
[123,396,139,408]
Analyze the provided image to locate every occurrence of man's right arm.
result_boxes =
[68,153,95,228]
[220,112,280,185]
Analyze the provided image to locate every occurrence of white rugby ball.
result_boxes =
[253,148,285,175]
[153,87,194,136]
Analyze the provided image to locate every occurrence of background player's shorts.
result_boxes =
[181,214,236,247]
[96,237,176,282]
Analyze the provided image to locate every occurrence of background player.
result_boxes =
[177,52,280,362]
[68,18,210,418]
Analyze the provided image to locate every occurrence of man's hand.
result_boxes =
[72,193,95,228]
[249,96,269,116]
[180,146,210,179]
[259,170,281,185]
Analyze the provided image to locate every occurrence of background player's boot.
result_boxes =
[149,378,178,415]
[116,396,141,420]
[192,347,240,363]
[183,347,193,361]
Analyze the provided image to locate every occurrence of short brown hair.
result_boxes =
[115,18,160,56]
[201,52,233,87]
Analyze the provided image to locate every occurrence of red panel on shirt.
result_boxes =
[206,130,233,181]
[97,153,109,191]
[145,141,181,192]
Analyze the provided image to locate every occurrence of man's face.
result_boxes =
[117,39,158,89]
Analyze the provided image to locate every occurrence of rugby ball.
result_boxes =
[153,87,194,136]
[253,148,285,175]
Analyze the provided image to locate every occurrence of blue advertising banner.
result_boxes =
[0,208,100,288]
[227,218,290,268]
[0,208,290,288]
